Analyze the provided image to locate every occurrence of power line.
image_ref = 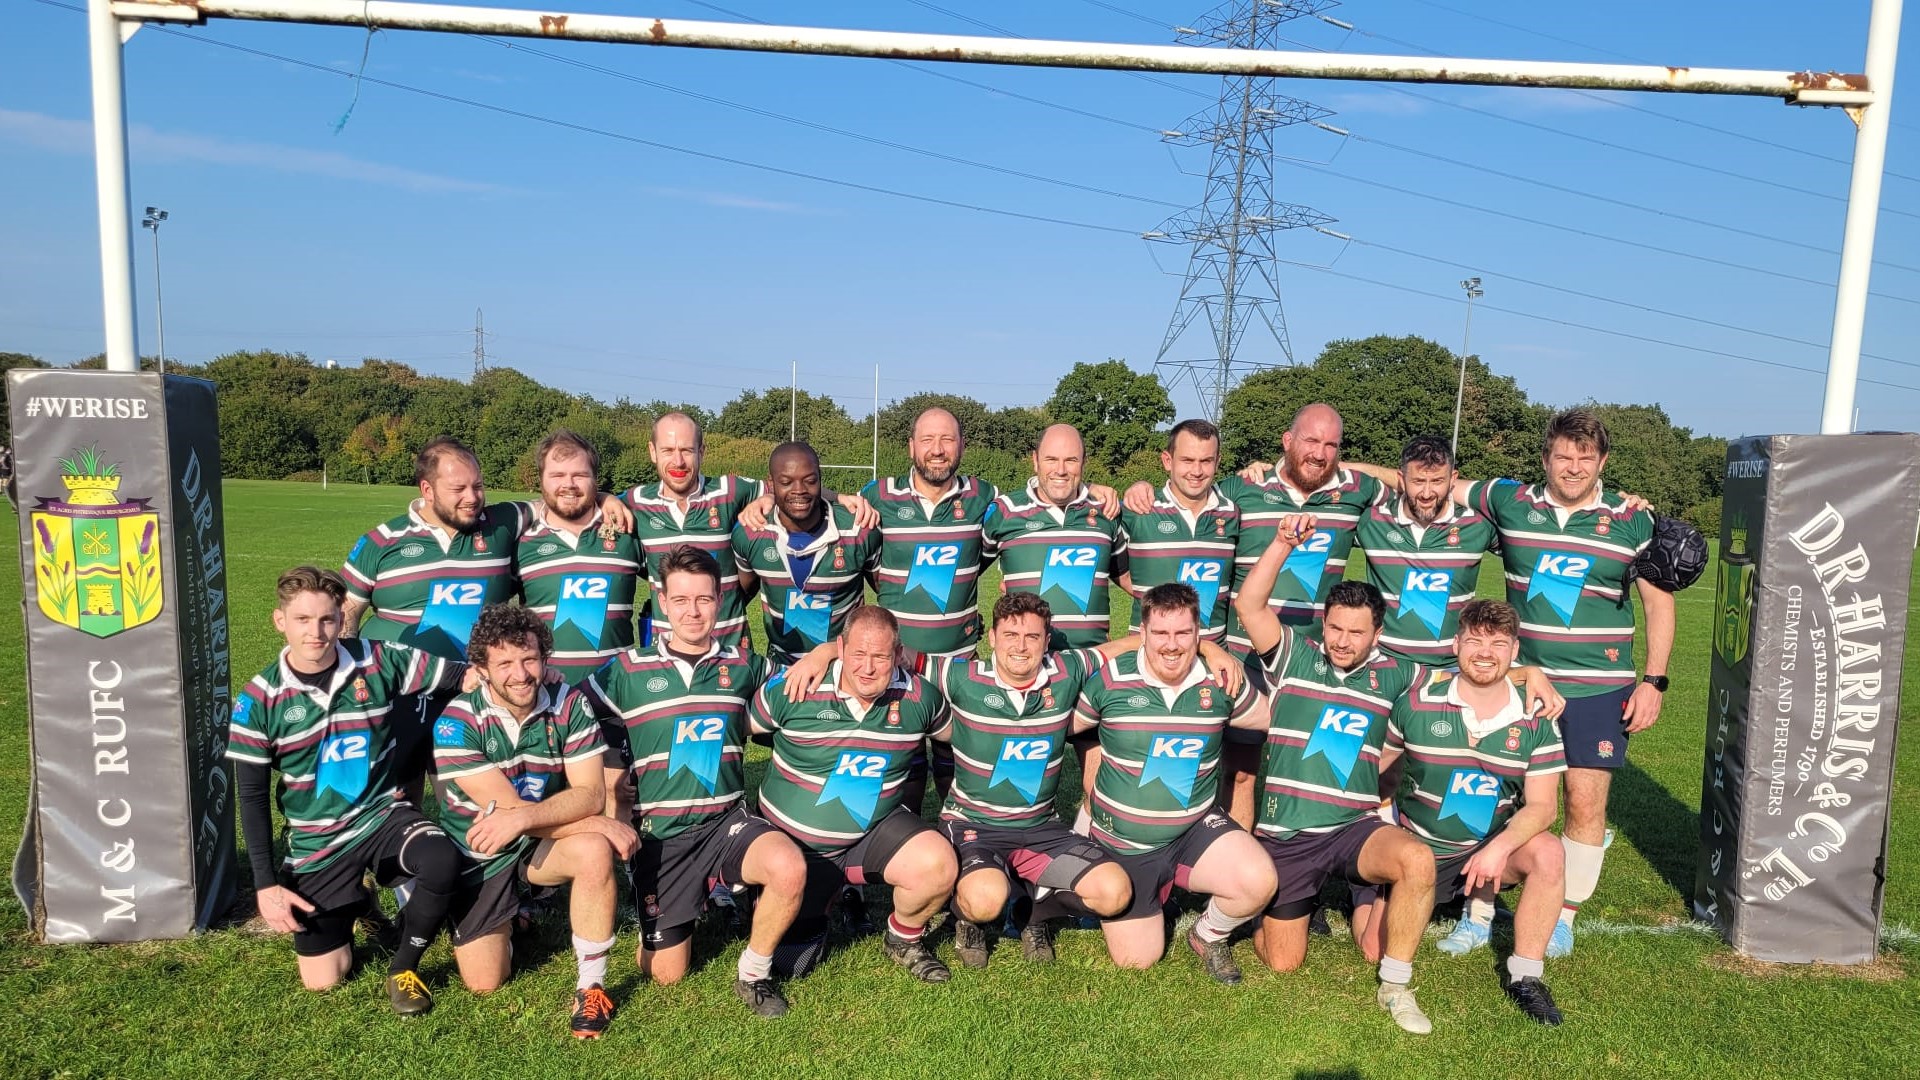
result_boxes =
[1272,255,1920,394]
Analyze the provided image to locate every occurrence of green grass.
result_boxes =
[3,479,1919,1079]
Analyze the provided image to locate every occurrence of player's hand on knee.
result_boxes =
[257,885,313,935]
[597,816,640,860]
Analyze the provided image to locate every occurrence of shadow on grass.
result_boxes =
[1295,1069,1363,1080]
[1608,760,1699,904]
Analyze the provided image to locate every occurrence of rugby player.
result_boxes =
[228,566,468,1016]
[749,607,959,983]
[1072,582,1277,984]
[1351,436,1496,667]
[434,603,636,1037]
[516,430,648,684]
[1456,409,1670,956]
[1376,599,1567,1025]
[929,591,1243,967]
[1114,419,1253,829]
[982,423,1129,649]
[580,545,831,1018]
[629,412,876,650]
[733,441,886,665]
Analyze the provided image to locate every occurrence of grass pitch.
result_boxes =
[2,480,1917,1079]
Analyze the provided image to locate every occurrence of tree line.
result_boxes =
[0,336,1726,530]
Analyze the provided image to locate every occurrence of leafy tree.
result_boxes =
[714,387,852,445]
[1,351,47,440]
[877,393,994,448]
[220,392,320,479]
[1044,360,1174,470]
[471,368,572,487]
[202,350,317,400]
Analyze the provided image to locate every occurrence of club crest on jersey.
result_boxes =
[708,506,721,529]
[1438,768,1499,837]
[1506,725,1523,752]
[717,664,733,690]
[1282,529,1335,591]
[352,677,370,703]
[1140,734,1206,804]
[474,536,489,553]
[1526,551,1592,626]
[832,546,846,571]
[887,701,902,727]
[1214,517,1226,537]
[1198,686,1213,710]
[906,542,961,612]
[1606,647,1620,662]
[1447,526,1461,546]
[962,828,978,844]
[1177,558,1225,624]
[1040,544,1099,613]
[1303,705,1372,786]
[669,714,727,794]
[989,736,1051,803]
[1369,669,1379,691]
[818,750,887,828]
[1040,686,1056,710]
[1596,518,1612,537]
[603,535,617,552]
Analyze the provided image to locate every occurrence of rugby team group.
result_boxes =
[229,401,1686,1038]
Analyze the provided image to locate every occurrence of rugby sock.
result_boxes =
[885,913,925,943]
[1507,954,1545,983]
[1377,956,1414,988]
[574,934,615,991]
[1465,896,1496,928]
[737,946,774,984]
[1560,836,1606,927]
[390,883,453,975]
[1192,899,1255,945]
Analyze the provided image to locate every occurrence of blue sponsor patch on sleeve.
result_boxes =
[232,696,254,724]
[349,536,368,561]
[433,717,465,747]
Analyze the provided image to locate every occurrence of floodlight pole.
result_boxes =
[1821,0,1903,434]
[1450,277,1483,456]
[88,0,140,373]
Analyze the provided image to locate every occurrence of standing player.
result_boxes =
[750,608,960,983]
[629,412,876,651]
[228,566,468,1016]
[1379,599,1567,1025]
[433,604,637,1038]
[580,545,827,1018]
[733,442,886,664]
[927,591,1138,968]
[1352,436,1497,667]
[1073,583,1277,984]
[860,407,1000,659]
[516,430,648,684]
[1117,420,1240,642]
[983,423,1129,649]
[1458,408,1670,956]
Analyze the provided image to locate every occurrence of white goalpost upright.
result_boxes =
[84,0,1901,432]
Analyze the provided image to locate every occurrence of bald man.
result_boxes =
[984,424,1129,649]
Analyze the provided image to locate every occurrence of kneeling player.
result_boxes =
[228,566,468,1016]
[1073,583,1278,983]
[579,545,827,1017]
[751,607,959,983]
[434,604,637,1038]
[927,591,1136,967]
[1378,600,1567,1024]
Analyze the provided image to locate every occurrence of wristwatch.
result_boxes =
[1642,674,1670,693]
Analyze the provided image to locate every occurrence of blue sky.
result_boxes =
[5,0,1919,438]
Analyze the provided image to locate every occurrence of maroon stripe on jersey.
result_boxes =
[1261,781,1375,808]
[372,563,510,589]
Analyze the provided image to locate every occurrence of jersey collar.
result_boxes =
[1024,475,1095,510]
[1444,673,1527,740]
[473,681,563,743]
[891,473,968,515]
[1134,649,1211,693]
[406,498,466,551]
[277,642,359,704]
[528,503,604,544]
[978,650,1062,693]
[822,660,913,721]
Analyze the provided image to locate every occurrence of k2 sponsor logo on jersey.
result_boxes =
[554,573,613,643]
[1282,529,1335,591]
[817,750,888,828]
[783,591,832,645]
[420,579,486,647]
[905,543,961,611]
[988,737,1053,803]
[1400,567,1452,635]
[1526,552,1592,625]
[316,731,371,799]
[1302,706,1372,786]
[1039,544,1099,612]
[512,774,550,802]
[1140,734,1206,804]
[1437,768,1499,837]
[1177,558,1225,624]
[670,714,727,793]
